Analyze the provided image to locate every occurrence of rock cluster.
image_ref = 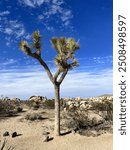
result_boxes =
[3,131,18,138]
[28,96,47,103]
[63,96,113,111]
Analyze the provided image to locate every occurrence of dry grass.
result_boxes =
[0,139,14,150]
[25,113,43,121]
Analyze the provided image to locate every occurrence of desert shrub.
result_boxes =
[17,107,23,112]
[43,100,54,109]
[24,101,34,108]
[62,105,107,131]
[25,113,43,121]
[62,109,112,137]
[24,99,55,109]
[91,101,113,121]
[91,100,112,111]
[0,100,15,114]
[25,101,40,110]
[63,108,89,130]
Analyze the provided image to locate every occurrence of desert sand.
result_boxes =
[0,109,112,150]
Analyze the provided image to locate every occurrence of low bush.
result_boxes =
[0,100,15,114]
[63,108,89,130]
[17,107,23,112]
[91,101,112,111]
[43,100,54,109]
[91,101,113,121]
[25,113,43,121]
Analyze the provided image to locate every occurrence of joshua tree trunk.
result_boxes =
[54,84,60,136]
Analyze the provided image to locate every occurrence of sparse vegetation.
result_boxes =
[0,139,14,150]
[43,100,55,109]
[17,107,23,112]
[0,96,113,139]
[63,111,104,130]
[91,100,113,121]
[62,98,113,136]
[0,100,15,114]
[25,113,43,121]
[91,101,112,111]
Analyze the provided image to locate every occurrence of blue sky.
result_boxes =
[0,0,113,99]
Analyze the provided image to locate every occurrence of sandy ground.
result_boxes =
[0,109,112,150]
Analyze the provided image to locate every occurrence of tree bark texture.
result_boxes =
[54,84,60,136]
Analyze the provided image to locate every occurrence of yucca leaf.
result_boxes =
[19,40,32,55]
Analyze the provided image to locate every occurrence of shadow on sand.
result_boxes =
[60,130,72,136]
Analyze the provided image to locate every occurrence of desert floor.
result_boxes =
[0,109,112,150]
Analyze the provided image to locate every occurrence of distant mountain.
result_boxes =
[97,94,113,97]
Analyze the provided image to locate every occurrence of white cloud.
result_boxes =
[38,14,44,20]
[52,0,64,5]
[20,0,64,8]
[0,64,113,99]
[19,0,49,7]
[23,0,36,7]
[61,10,72,22]
[0,59,17,66]
[87,56,113,64]
[0,13,31,45]
[18,0,73,28]
[4,28,13,35]
[5,20,26,38]
[0,10,10,16]
[41,3,73,28]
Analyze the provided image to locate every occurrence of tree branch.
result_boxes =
[27,53,54,84]
[58,69,68,85]
[36,56,54,84]
[54,68,62,82]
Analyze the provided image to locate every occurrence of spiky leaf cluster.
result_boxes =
[19,40,31,55]
[32,31,41,50]
[51,37,79,70]
[19,31,41,56]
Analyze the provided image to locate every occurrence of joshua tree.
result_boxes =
[19,31,80,136]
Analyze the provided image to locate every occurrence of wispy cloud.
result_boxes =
[61,10,73,26]
[0,58,17,66]
[0,10,10,16]
[19,0,49,8]
[19,0,73,29]
[89,56,113,64]
[0,11,31,45]
[78,56,113,71]
[0,62,113,99]
[41,1,73,28]
[0,0,73,46]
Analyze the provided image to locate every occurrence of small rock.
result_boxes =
[43,135,49,142]
[12,132,17,138]
[3,131,9,136]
